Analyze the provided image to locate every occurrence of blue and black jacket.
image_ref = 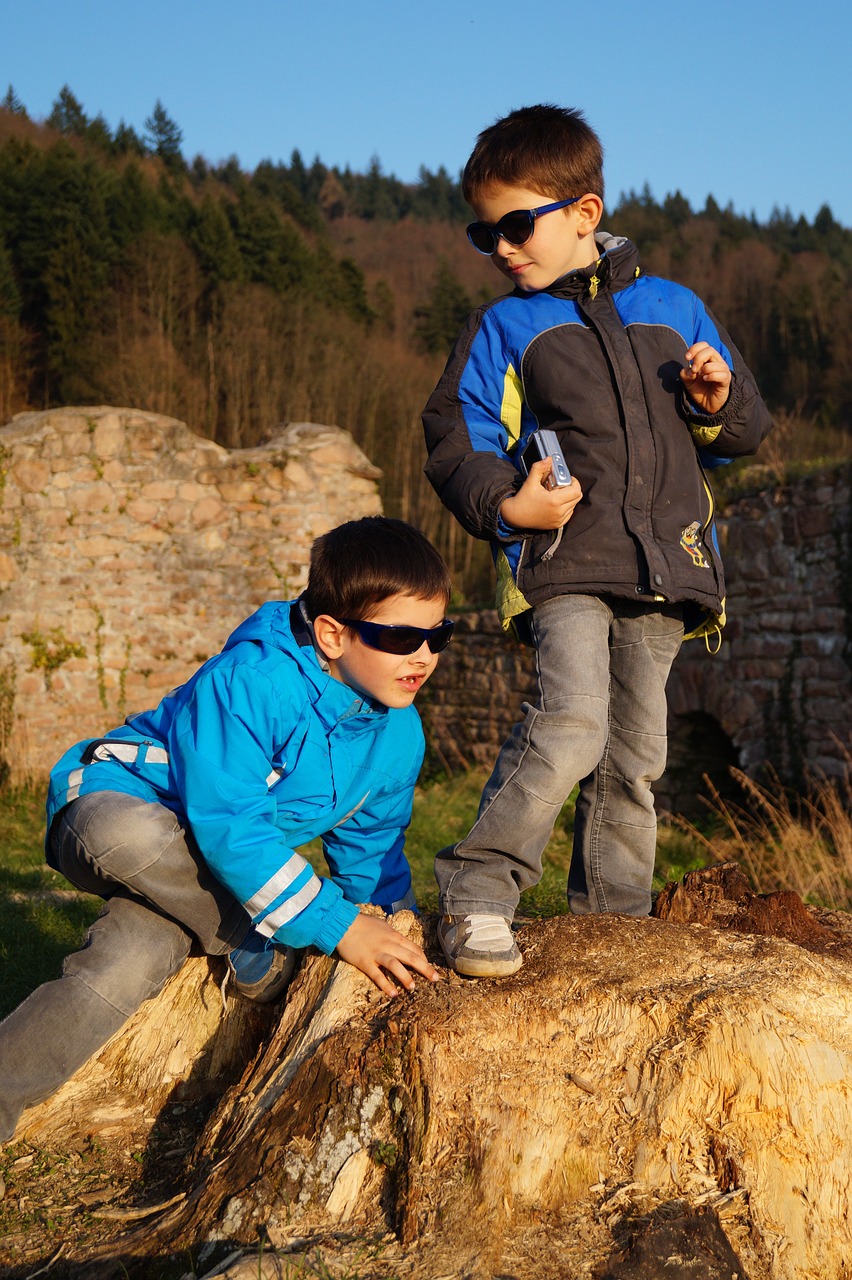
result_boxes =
[423,234,773,640]
[46,601,424,954]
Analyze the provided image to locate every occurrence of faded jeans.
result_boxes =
[435,594,684,920]
[0,791,249,1141]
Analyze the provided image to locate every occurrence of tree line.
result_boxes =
[1,86,850,601]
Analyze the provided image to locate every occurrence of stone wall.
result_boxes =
[0,407,381,782]
[2,407,849,810]
[424,463,852,810]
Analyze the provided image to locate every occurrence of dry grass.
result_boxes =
[677,758,852,909]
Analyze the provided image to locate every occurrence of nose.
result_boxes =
[410,639,433,663]
[493,234,514,259]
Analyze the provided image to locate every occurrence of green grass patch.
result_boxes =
[0,785,100,1018]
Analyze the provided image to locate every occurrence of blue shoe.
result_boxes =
[227,930,297,1004]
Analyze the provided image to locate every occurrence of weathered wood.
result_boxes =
[653,860,852,957]
[16,876,852,1280]
[14,955,275,1149]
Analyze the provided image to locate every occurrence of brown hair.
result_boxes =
[304,517,452,621]
[462,104,604,206]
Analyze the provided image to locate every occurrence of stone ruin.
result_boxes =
[0,405,849,810]
[0,407,382,782]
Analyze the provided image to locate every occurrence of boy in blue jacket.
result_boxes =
[0,516,451,1140]
[423,105,772,978]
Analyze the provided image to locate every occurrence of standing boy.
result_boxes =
[423,105,772,977]
[0,516,451,1140]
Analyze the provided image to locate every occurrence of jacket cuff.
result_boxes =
[489,479,527,541]
[312,896,361,955]
[682,375,747,427]
[495,511,522,541]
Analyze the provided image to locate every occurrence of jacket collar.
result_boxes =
[537,233,640,301]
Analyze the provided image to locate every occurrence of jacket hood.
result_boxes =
[223,599,389,722]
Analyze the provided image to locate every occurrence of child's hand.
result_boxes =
[680,342,732,415]
[335,912,442,997]
[500,459,583,531]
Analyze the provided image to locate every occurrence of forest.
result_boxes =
[1,85,850,599]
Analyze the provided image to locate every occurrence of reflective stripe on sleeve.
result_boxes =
[244,853,311,917]
[65,768,85,804]
[91,743,169,765]
[253,876,322,937]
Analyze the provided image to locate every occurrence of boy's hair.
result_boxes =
[304,517,452,620]
[462,104,604,206]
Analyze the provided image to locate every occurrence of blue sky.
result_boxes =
[4,0,851,226]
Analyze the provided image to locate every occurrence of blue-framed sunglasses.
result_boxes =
[340,617,455,655]
[466,197,581,256]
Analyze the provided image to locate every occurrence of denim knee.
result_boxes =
[514,703,608,806]
[63,893,192,1017]
[54,791,182,885]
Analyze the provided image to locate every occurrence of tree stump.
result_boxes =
[13,955,275,1150]
[13,874,852,1280]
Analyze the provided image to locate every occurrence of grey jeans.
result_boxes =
[435,594,684,920]
[0,791,249,1141]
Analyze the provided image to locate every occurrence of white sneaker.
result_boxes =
[437,913,522,977]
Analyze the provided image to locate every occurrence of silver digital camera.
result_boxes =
[519,429,572,489]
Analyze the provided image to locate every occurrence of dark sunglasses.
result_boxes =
[340,617,455,655]
[466,197,581,256]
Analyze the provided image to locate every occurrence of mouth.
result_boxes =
[396,674,424,693]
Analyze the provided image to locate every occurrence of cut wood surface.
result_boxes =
[10,871,852,1280]
[13,954,275,1151]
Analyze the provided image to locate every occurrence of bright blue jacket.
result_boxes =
[46,601,425,954]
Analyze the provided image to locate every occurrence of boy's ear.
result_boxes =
[575,193,604,235]
[312,614,346,660]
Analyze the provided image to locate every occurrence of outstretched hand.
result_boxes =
[500,459,583,531]
[680,342,732,415]
[335,911,442,997]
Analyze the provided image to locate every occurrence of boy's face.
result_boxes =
[319,593,447,709]
[472,183,600,293]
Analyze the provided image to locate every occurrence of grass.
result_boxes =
[674,762,852,909]
[2,760,849,1019]
[0,786,100,1018]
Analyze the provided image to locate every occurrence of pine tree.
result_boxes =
[2,85,27,117]
[47,86,88,136]
[144,100,184,170]
[86,113,113,152]
[113,120,145,156]
[413,165,467,222]
[414,260,473,354]
[0,235,21,328]
[191,196,243,284]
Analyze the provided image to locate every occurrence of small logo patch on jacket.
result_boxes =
[680,521,710,568]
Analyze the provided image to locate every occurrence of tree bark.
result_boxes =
[14,877,852,1280]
